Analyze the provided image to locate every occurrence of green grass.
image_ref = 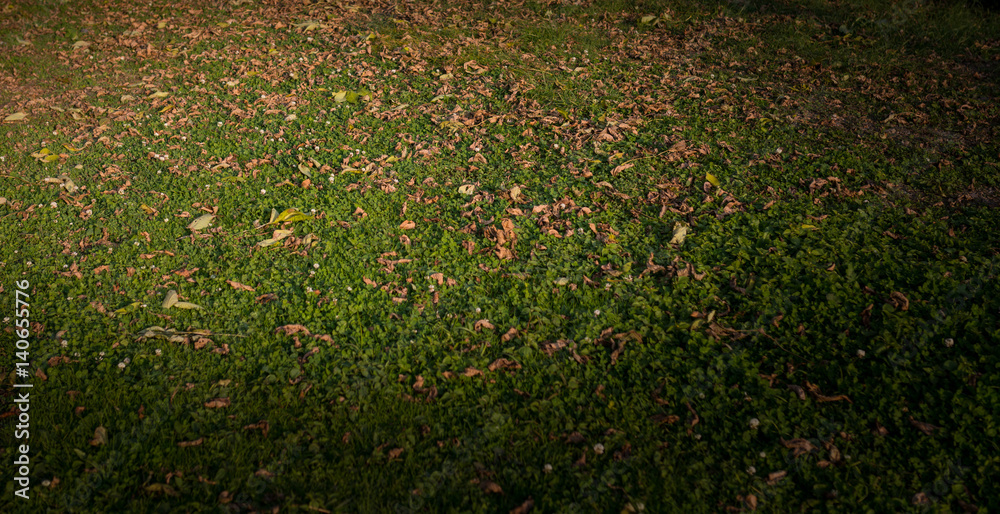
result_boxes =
[1,0,999,512]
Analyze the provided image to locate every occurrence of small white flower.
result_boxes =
[475,307,481,313]
[346,286,353,292]
[759,451,767,458]
[155,349,162,356]
[694,433,702,440]
[61,340,68,347]
[99,352,105,357]
[50,202,58,208]
[543,464,552,473]
[217,121,223,126]
[123,357,131,364]
[313,263,320,269]
[594,309,601,316]
[747,466,756,475]
[261,189,267,194]
[593,443,605,454]
[118,362,126,369]
[944,338,954,348]
[749,418,760,429]
[857,349,866,358]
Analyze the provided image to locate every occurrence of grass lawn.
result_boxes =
[1,0,999,511]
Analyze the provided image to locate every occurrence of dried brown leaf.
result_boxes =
[780,437,816,457]
[204,397,230,408]
[177,437,204,447]
[479,480,503,494]
[226,280,255,291]
[908,416,938,436]
[766,470,787,485]
[510,497,535,514]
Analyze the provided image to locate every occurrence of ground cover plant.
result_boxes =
[1,0,999,511]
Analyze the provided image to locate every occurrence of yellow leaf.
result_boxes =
[4,112,27,122]
[187,214,215,231]
[162,290,179,309]
[669,222,689,245]
[706,173,721,187]
[140,204,157,215]
[63,144,84,152]
[147,91,170,99]
[42,154,60,163]
[271,229,294,240]
[159,105,173,114]
[89,426,108,446]
[333,91,347,103]
[114,301,141,315]
[273,208,313,223]
[72,40,91,50]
